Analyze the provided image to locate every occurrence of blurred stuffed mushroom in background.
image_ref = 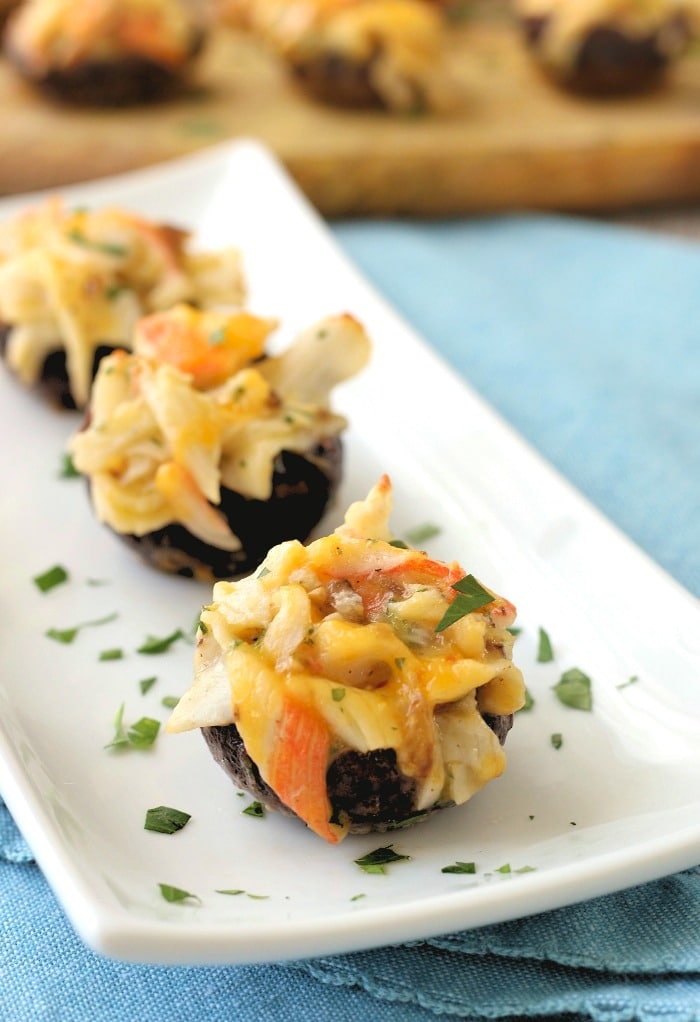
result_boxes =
[217,0,460,112]
[515,0,694,94]
[166,475,525,843]
[69,304,372,580]
[0,197,245,410]
[3,0,208,105]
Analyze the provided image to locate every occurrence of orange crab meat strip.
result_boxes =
[267,696,344,844]
[135,304,276,390]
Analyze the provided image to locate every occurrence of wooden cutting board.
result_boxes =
[3,11,700,216]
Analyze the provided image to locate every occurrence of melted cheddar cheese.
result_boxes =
[5,0,204,72]
[220,0,458,111]
[516,0,691,69]
[69,306,371,548]
[168,476,525,841]
[0,198,245,408]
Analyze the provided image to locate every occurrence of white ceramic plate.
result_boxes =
[0,141,698,967]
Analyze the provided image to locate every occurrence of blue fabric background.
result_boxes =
[1,214,698,1021]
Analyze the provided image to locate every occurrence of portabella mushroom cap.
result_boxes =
[115,438,343,582]
[202,711,514,834]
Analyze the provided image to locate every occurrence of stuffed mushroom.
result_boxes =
[3,0,207,106]
[166,476,525,842]
[0,197,245,410]
[69,303,371,580]
[221,0,457,112]
[515,0,692,95]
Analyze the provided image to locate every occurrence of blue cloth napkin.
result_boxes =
[1,214,699,1022]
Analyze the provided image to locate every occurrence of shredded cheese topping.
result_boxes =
[5,0,203,72]
[515,0,691,69]
[0,197,245,407]
[69,306,371,547]
[224,0,457,111]
[168,476,525,840]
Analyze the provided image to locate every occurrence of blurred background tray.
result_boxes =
[3,7,700,216]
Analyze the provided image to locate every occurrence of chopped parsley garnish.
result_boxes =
[145,806,191,835]
[537,627,554,663]
[242,801,265,818]
[67,228,128,258]
[553,668,593,711]
[46,611,118,644]
[517,687,535,712]
[215,889,269,899]
[161,696,179,709]
[617,675,639,689]
[158,883,200,905]
[331,687,346,702]
[435,575,494,633]
[99,648,123,661]
[441,861,476,874]
[139,676,157,695]
[33,564,69,593]
[354,845,410,874]
[58,453,80,479]
[350,893,366,902]
[507,626,521,636]
[137,628,184,655]
[550,732,563,750]
[494,863,535,874]
[106,703,160,751]
[208,326,226,346]
[404,523,440,547]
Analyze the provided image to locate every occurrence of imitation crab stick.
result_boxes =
[267,697,343,844]
[135,304,276,390]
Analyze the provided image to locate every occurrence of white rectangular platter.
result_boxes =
[0,140,698,966]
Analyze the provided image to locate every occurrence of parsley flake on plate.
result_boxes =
[551,732,563,750]
[441,861,476,874]
[242,801,265,818]
[553,668,593,710]
[435,575,494,633]
[354,845,411,874]
[58,453,80,479]
[99,648,123,662]
[137,628,184,655]
[139,676,158,695]
[537,627,554,663]
[105,704,160,751]
[518,687,535,712]
[33,564,69,593]
[145,806,191,835]
[46,611,118,644]
[158,883,200,905]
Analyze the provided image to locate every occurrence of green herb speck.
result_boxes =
[33,564,69,593]
[441,861,476,874]
[145,806,191,835]
[158,883,200,905]
[137,629,184,655]
[354,846,410,875]
[553,668,593,711]
[537,627,554,663]
[242,801,265,819]
[99,648,123,661]
[435,575,494,633]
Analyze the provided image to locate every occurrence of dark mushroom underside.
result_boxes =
[4,32,205,106]
[0,324,120,409]
[202,710,514,834]
[521,16,688,94]
[116,437,344,580]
